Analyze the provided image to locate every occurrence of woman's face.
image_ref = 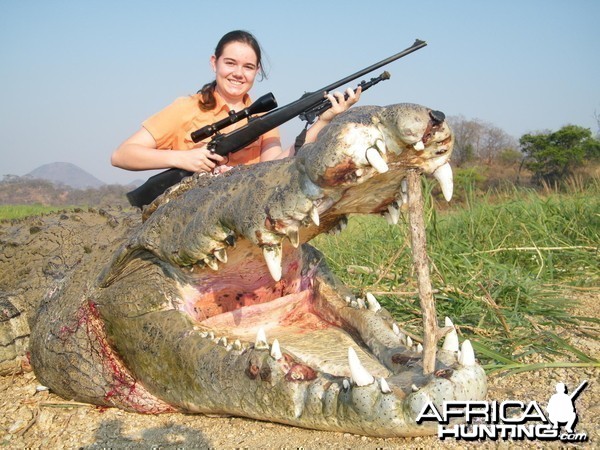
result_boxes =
[211,41,259,102]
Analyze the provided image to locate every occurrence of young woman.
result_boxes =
[111,30,361,174]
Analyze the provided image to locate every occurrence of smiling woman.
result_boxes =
[110,30,360,176]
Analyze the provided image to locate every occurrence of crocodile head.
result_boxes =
[31,103,486,437]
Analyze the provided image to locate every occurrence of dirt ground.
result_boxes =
[1,293,598,449]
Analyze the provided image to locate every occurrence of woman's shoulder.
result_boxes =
[168,93,202,110]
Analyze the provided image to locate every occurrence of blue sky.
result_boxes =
[1,0,599,184]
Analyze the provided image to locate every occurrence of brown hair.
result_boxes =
[198,30,266,111]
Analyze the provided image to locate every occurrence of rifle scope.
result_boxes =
[191,93,278,143]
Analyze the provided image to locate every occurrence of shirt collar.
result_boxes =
[213,90,252,116]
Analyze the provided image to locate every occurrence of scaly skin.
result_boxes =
[1,104,486,437]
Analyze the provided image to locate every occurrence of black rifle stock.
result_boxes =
[126,39,427,208]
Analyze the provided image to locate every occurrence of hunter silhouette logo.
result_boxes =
[416,380,589,442]
[546,380,587,434]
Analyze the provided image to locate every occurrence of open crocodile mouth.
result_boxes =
[86,104,487,437]
[186,243,393,380]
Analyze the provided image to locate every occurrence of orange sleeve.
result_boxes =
[142,97,191,149]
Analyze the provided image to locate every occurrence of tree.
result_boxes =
[520,125,600,185]
[447,115,517,165]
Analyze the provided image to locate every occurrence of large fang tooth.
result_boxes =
[348,347,375,386]
[433,162,454,202]
[270,339,282,360]
[387,202,400,225]
[365,147,389,173]
[392,323,401,336]
[459,339,476,366]
[442,317,460,352]
[310,206,320,226]
[214,248,227,263]
[255,327,268,350]
[365,292,382,312]
[263,245,282,282]
[413,140,425,151]
[380,377,392,394]
[375,138,387,154]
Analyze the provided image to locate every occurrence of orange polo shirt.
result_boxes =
[142,91,280,166]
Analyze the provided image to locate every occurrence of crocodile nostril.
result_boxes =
[429,110,445,124]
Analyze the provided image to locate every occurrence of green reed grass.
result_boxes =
[0,204,73,221]
[313,180,599,374]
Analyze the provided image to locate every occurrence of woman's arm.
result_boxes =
[259,87,362,162]
[111,128,224,173]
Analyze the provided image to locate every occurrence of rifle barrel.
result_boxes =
[319,39,426,94]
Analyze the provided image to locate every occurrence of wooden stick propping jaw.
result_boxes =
[406,170,438,374]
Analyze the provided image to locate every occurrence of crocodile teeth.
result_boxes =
[270,339,282,360]
[338,216,348,232]
[401,178,408,204]
[233,339,242,350]
[263,245,282,282]
[433,162,453,202]
[286,228,300,248]
[255,327,268,350]
[459,339,476,366]
[310,206,320,226]
[365,147,389,173]
[224,234,236,247]
[375,138,387,155]
[214,248,227,263]
[387,202,400,225]
[392,323,401,336]
[416,343,423,353]
[380,377,392,394]
[365,292,381,312]
[383,212,394,225]
[348,347,375,386]
[204,257,218,271]
[406,336,413,348]
[442,317,460,352]
[413,140,425,151]
[342,379,350,390]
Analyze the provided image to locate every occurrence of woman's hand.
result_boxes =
[318,86,362,124]
[175,145,225,173]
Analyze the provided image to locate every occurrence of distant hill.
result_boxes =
[26,162,106,189]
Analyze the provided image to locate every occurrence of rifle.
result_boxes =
[569,380,588,401]
[126,39,427,208]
